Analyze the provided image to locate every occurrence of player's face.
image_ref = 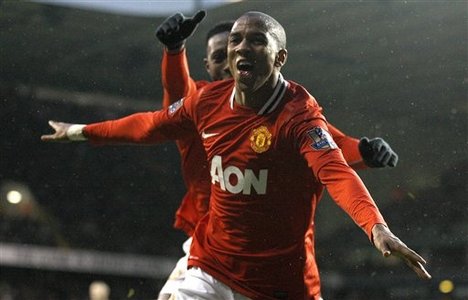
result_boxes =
[228,15,281,92]
[204,31,231,81]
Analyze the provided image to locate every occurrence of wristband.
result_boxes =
[66,124,87,141]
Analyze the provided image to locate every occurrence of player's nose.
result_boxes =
[235,38,252,56]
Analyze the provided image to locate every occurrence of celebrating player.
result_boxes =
[42,11,430,300]
[155,11,398,300]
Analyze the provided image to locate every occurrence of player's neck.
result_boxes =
[234,74,279,110]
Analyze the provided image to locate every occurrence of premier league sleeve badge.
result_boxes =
[307,127,337,150]
[168,98,185,116]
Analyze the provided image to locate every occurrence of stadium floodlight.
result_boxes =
[0,180,37,218]
[6,190,22,204]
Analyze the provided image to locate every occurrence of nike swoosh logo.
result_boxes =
[201,131,219,139]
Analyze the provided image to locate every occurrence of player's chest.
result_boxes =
[199,112,284,164]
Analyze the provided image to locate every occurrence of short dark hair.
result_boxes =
[241,11,286,48]
[205,21,235,45]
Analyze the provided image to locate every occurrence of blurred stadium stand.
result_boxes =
[0,85,184,298]
[1,0,466,299]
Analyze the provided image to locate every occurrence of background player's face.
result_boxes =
[204,31,231,81]
[227,15,281,92]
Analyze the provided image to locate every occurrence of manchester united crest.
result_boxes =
[250,126,272,153]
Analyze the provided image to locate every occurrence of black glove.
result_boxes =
[359,137,398,168]
[155,10,206,51]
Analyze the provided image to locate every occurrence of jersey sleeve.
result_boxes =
[291,100,386,239]
[161,49,198,109]
[83,95,198,145]
[327,124,367,170]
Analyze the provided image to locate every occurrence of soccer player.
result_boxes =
[155,11,398,300]
[42,11,430,300]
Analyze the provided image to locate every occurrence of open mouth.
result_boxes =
[237,60,254,72]
[236,60,254,79]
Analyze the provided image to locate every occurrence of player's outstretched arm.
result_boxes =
[359,137,398,168]
[155,10,206,53]
[41,120,85,142]
[372,224,431,280]
[42,105,196,145]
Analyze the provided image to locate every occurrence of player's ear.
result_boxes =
[274,49,288,68]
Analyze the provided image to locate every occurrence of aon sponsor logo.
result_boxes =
[210,155,268,195]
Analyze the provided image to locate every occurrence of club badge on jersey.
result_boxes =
[307,127,337,150]
[168,98,185,115]
[250,126,272,153]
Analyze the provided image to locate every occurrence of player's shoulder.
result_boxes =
[284,80,320,112]
[203,78,234,91]
[185,79,234,114]
[197,79,235,100]
[196,80,210,90]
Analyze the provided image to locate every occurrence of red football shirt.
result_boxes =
[84,77,385,299]
[161,50,366,298]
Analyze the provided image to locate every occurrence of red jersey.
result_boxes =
[161,50,366,298]
[161,50,210,236]
[83,77,385,300]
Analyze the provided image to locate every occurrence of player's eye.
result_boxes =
[212,52,227,63]
[229,35,241,45]
[251,36,267,46]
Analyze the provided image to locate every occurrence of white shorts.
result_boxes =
[174,266,252,300]
[158,237,192,296]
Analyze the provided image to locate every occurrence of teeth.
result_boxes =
[237,61,253,71]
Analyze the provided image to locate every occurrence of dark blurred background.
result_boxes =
[1,0,466,299]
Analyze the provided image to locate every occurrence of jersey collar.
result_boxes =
[230,73,289,115]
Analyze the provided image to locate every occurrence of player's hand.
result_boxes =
[359,137,398,168]
[155,10,206,51]
[372,224,432,280]
[41,120,72,142]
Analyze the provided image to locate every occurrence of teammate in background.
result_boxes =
[155,13,233,300]
[42,11,430,300]
[155,11,398,300]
